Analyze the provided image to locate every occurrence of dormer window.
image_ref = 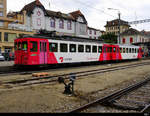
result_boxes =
[59,19,64,29]
[67,20,72,30]
[50,18,55,28]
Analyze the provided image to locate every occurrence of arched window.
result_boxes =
[122,38,126,44]
[67,20,72,30]
[50,18,55,28]
[130,37,133,43]
[59,19,64,29]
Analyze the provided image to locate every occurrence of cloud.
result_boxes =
[7,0,150,31]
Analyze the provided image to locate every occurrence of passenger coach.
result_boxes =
[14,31,142,66]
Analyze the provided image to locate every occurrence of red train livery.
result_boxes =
[14,34,142,66]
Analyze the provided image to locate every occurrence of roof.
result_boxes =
[105,19,130,27]
[120,28,141,35]
[20,0,76,21]
[20,0,44,15]
[69,10,87,24]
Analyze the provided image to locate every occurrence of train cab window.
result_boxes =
[78,45,84,52]
[49,43,58,52]
[60,43,68,52]
[116,48,119,53]
[14,42,17,50]
[120,48,122,53]
[86,45,91,53]
[104,47,107,53]
[123,48,125,53]
[70,44,76,52]
[98,46,102,53]
[126,48,128,53]
[18,42,22,50]
[22,41,28,51]
[30,41,37,52]
[92,46,97,53]
[113,47,116,52]
[129,48,131,53]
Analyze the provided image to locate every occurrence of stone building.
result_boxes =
[105,19,130,35]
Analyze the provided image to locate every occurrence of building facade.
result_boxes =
[88,27,102,39]
[105,19,130,35]
[0,0,34,53]
[19,0,102,39]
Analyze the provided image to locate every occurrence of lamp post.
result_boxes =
[108,8,121,44]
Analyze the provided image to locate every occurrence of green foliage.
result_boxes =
[100,33,117,44]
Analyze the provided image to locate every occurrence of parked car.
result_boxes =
[2,52,14,61]
[0,54,5,61]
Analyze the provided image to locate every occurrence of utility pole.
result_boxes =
[118,11,121,44]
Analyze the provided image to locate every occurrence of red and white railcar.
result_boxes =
[14,34,142,66]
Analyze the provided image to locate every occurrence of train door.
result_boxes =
[39,40,47,64]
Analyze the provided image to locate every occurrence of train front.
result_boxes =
[14,37,40,66]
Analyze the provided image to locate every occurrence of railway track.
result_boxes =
[68,75,150,113]
[0,61,150,90]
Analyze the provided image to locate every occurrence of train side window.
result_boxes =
[18,42,22,50]
[49,43,58,52]
[98,46,102,53]
[60,43,68,52]
[70,44,76,52]
[116,48,119,53]
[14,42,17,50]
[86,45,91,53]
[30,41,37,52]
[22,41,28,51]
[129,48,131,53]
[78,45,84,52]
[113,47,116,52]
[120,48,122,53]
[110,47,112,53]
[132,48,134,53]
[123,48,125,53]
[126,48,128,53]
[92,46,97,53]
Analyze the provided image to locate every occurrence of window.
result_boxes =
[14,42,17,50]
[4,33,16,42]
[30,41,38,52]
[78,45,84,52]
[70,44,76,52]
[86,45,91,52]
[113,47,116,52]
[129,48,131,53]
[22,41,28,51]
[0,47,1,53]
[116,48,119,53]
[0,11,3,17]
[120,48,122,53]
[98,46,102,53]
[60,43,67,52]
[0,32,1,41]
[126,48,128,53]
[67,21,72,30]
[0,4,3,8]
[122,38,126,44]
[59,19,64,29]
[94,31,96,35]
[89,30,92,34]
[49,43,58,52]
[107,47,112,53]
[4,33,8,42]
[132,48,134,53]
[92,46,97,53]
[130,37,133,43]
[50,18,55,28]
[123,48,125,53]
[18,42,22,50]
[104,47,107,53]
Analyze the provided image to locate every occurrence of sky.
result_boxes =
[7,0,150,31]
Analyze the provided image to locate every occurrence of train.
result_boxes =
[14,31,143,66]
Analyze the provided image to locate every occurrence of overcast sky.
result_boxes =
[7,0,150,31]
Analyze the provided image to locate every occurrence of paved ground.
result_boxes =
[0,61,14,67]
[0,60,149,112]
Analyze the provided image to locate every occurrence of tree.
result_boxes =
[100,33,117,44]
